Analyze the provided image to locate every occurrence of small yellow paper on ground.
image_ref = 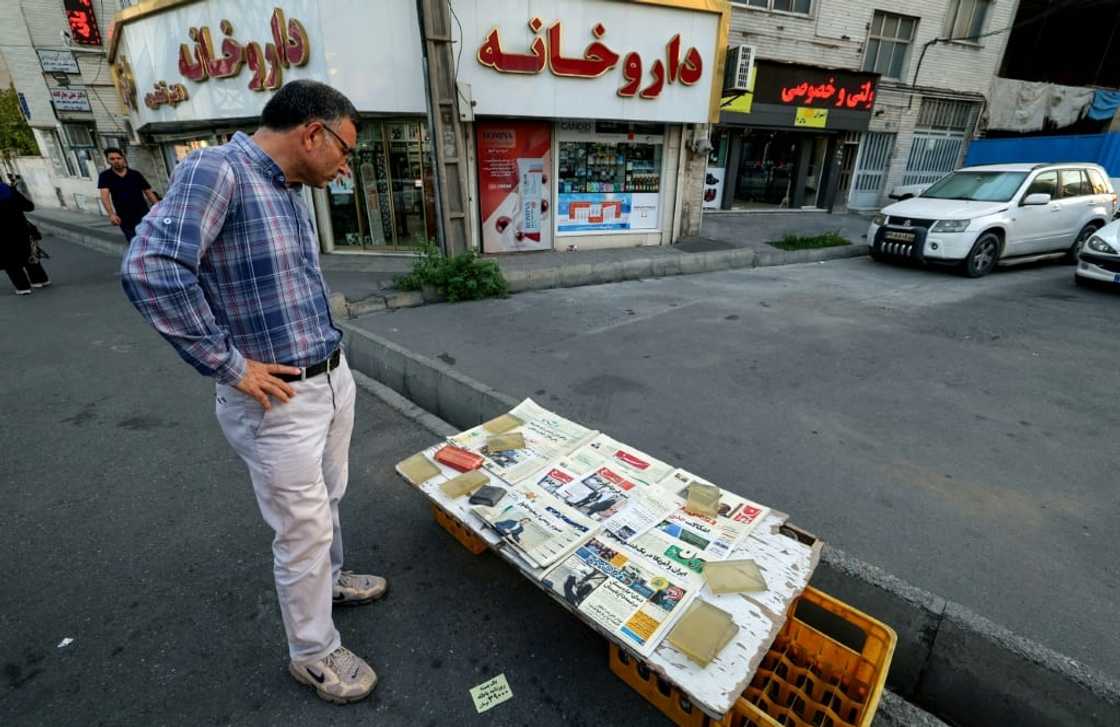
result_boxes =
[470,673,513,714]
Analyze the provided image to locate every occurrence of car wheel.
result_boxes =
[870,247,886,262]
[962,233,1000,278]
[1067,223,1100,262]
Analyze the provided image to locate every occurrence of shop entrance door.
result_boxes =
[328,119,436,252]
[733,130,800,209]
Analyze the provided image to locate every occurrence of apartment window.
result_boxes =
[62,122,98,178]
[945,0,990,41]
[39,129,74,177]
[863,11,917,80]
[739,0,812,14]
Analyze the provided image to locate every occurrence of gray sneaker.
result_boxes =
[332,571,388,606]
[289,646,377,704]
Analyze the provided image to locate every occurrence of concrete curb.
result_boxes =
[32,212,869,316]
[347,346,950,727]
[340,320,1120,727]
[32,216,126,258]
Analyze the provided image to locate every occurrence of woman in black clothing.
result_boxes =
[0,181,49,295]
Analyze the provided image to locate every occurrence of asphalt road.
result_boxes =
[352,254,1120,680]
[0,238,683,726]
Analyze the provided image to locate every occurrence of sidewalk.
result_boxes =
[29,206,870,317]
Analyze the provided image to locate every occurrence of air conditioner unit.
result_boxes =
[724,45,755,94]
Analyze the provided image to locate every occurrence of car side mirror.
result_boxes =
[1022,192,1052,206]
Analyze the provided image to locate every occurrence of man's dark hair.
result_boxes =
[104,147,125,158]
[260,80,359,131]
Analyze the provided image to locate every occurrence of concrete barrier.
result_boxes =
[340,320,1120,727]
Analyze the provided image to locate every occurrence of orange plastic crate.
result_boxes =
[609,642,716,727]
[726,586,896,727]
[431,504,488,555]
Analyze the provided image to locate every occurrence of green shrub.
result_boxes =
[396,244,509,303]
[768,232,850,251]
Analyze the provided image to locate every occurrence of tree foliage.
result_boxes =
[0,87,40,160]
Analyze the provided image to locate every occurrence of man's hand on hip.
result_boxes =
[236,359,302,410]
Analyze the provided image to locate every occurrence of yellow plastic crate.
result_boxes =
[431,504,489,555]
[727,586,896,727]
[609,587,895,727]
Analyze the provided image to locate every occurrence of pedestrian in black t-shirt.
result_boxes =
[97,147,158,242]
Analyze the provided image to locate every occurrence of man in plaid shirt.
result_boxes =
[122,80,383,704]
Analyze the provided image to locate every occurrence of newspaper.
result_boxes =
[471,486,598,569]
[566,434,674,489]
[527,458,643,523]
[449,399,596,484]
[541,535,701,657]
[600,486,680,544]
[653,469,771,565]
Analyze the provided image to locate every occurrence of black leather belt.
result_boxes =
[277,349,341,382]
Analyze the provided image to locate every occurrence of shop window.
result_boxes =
[945,0,990,41]
[557,142,661,194]
[555,123,665,235]
[737,0,812,15]
[328,119,436,251]
[863,11,918,80]
[62,122,98,178]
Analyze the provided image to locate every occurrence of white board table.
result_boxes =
[397,443,823,719]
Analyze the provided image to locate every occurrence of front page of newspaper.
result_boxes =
[449,399,596,483]
[566,434,675,489]
[541,536,701,657]
[653,469,771,564]
[471,486,598,569]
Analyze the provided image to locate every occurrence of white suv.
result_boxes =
[868,163,1117,277]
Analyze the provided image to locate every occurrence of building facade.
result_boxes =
[0,0,164,212]
[704,0,1017,213]
[93,0,727,257]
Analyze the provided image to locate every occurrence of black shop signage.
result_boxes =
[752,60,879,112]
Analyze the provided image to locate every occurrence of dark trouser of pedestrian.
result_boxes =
[4,239,50,294]
[121,219,140,243]
[5,260,50,294]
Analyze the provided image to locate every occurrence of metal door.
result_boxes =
[902,131,966,188]
[849,132,895,209]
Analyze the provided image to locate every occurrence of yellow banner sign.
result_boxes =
[794,107,828,128]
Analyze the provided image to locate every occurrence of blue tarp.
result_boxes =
[1088,90,1120,121]
[964,132,1120,178]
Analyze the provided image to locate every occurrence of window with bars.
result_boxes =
[737,0,812,15]
[916,98,979,132]
[62,122,98,178]
[945,0,990,41]
[863,11,918,80]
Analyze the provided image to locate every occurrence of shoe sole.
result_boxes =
[332,582,389,607]
[288,663,377,704]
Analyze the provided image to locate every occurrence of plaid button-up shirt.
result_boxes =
[121,132,341,386]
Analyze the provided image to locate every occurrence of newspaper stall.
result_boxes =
[396,399,823,719]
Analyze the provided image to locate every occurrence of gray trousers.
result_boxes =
[215,355,357,662]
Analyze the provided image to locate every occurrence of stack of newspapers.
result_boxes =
[439,399,771,657]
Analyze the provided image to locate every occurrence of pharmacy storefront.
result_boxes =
[110,0,434,252]
[450,0,728,253]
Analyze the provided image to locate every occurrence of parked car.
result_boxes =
[887,181,934,200]
[868,163,1117,277]
[1075,218,1120,287]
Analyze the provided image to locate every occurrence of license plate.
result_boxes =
[883,229,915,242]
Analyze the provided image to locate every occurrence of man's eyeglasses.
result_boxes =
[319,123,355,158]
